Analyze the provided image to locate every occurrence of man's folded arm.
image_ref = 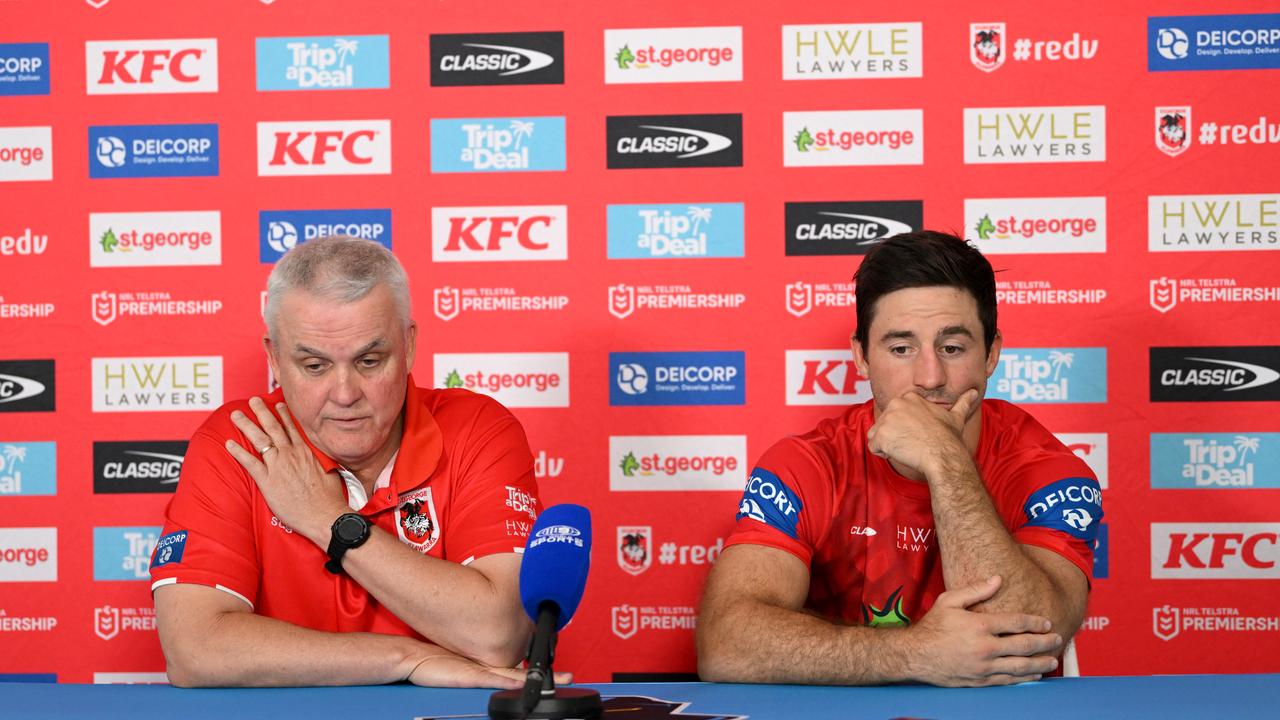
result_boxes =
[154,583,524,688]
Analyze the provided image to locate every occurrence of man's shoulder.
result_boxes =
[979,398,1092,476]
[413,385,520,429]
[758,400,873,472]
[191,388,286,441]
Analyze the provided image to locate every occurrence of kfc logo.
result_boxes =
[257,120,391,176]
[617,526,652,576]
[1156,107,1191,157]
[431,206,568,262]
[86,39,219,94]
[971,23,1005,72]
[785,350,871,406]
[1152,523,1280,578]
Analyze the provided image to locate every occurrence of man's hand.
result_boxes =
[225,396,349,546]
[906,575,1061,687]
[402,643,573,690]
[866,389,980,476]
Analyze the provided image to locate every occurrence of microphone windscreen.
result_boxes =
[518,503,592,631]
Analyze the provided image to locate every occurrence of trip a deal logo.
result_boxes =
[89,124,218,179]
[259,209,391,263]
[1149,14,1280,72]
[964,105,1105,164]
[610,351,745,406]
[431,116,565,173]
[988,348,1107,403]
[85,38,218,94]
[784,110,923,167]
[605,26,742,84]
[256,35,389,91]
[258,120,391,176]
[607,114,743,169]
[607,202,744,259]
[1151,432,1280,489]
[0,43,50,96]
[1150,346,1280,402]
[431,32,564,86]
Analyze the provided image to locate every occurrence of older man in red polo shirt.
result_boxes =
[151,236,544,688]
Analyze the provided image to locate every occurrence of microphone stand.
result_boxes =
[489,602,602,720]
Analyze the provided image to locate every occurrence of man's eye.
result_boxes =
[359,357,381,368]
[941,345,963,355]
[304,363,325,373]
[889,346,911,356]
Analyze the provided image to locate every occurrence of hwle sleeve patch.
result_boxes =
[1022,477,1104,542]
[736,467,804,539]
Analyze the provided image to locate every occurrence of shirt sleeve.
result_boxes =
[441,394,541,564]
[994,450,1103,583]
[149,427,261,608]
[723,436,834,567]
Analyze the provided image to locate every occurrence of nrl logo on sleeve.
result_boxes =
[395,487,440,553]
[1022,477,1103,542]
[736,468,803,539]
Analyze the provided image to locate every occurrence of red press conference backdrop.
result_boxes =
[2,0,1279,684]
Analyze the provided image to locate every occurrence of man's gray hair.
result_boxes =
[264,235,411,341]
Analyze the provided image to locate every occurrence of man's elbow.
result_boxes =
[466,615,532,668]
[695,605,740,683]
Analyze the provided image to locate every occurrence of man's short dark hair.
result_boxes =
[853,230,997,353]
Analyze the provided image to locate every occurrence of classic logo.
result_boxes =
[0,527,57,582]
[970,22,1005,71]
[1156,106,1191,157]
[258,120,391,176]
[617,526,652,576]
[0,360,55,413]
[1151,433,1278,489]
[989,348,1107,403]
[607,203,744,259]
[785,201,920,255]
[606,114,743,169]
[1149,193,1280,252]
[966,197,1107,254]
[89,123,219,179]
[784,110,923,167]
[86,39,217,94]
[1152,522,1280,579]
[1056,433,1109,490]
[259,208,391,263]
[432,205,567,262]
[783,22,922,80]
[89,211,221,268]
[0,43,50,96]
[396,487,441,553]
[609,351,745,406]
[92,526,159,580]
[256,35,389,91]
[1148,14,1280,72]
[0,227,48,256]
[964,105,1105,163]
[0,442,56,496]
[605,26,742,84]
[431,116,565,173]
[785,350,871,406]
[1150,347,1280,402]
[612,604,639,640]
[93,440,187,494]
[432,31,563,86]
[433,352,569,408]
[610,435,746,491]
[0,126,53,182]
[92,356,223,412]
[1154,605,1180,640]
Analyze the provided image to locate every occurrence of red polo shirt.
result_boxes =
[149,376,541,639]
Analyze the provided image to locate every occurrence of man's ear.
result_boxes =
[263,333,281,382]
[404,320,418,372]
[851,332,869,377]
[985,329,1003,378]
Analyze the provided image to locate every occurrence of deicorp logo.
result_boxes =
[783,22,922,80]
[432,32,563,86]
[966,197,1107,254]
[256,35,389,91]
[89,211,220,267]
[257,120,391,176]
[1152,523,1279,579]
[433,353,568,408]
[964,105,1105,163]
[784,110,923,167]
[605,26,742,84]
[89,124,218,179]
[259,209,391,263]
[785,350,871,406]
[1150,347,1280,402]
[606,114,742,169]
[610,435,746,491]
[93,441,187,494]
[785,201,920,256]
[431,116,565,173]
[0,360,55,412]
[1149,14,1280,72]
[432,206,567,262]
[610,351,745,406]
[86,38,217,94]
[0,126,53,182]
[0,43,50,96]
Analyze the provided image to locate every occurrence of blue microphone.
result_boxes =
[489,504,601,720]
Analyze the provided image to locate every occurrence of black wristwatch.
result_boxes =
[325,512,371,574]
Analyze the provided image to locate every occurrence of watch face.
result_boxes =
[336,514,367,543]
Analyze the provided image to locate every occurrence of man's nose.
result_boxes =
[913,350,947,390]
[330,366,363,406]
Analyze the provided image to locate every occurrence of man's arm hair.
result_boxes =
[925,452,1090,643]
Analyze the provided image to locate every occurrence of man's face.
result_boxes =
[265,284,416,468]
[852,286,1001,424]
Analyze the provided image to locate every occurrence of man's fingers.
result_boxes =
[223,439,265,480]
[978,672,1044,687]
[983,611,1053,636]
[950,388,981,421]
[247,396,290,450]
[554,671,573,685]
[937,575,1001,609]
[992,631,1062,659]
[275,402,306,446]
[987,652,1058,677]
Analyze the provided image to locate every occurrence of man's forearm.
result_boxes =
[338,530,530,666]
[698,598,913,685]
[924,454,1069,625]
[163,610,419,687]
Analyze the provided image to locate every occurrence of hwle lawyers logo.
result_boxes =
[432,32,563,86]
[785,201,921,256]
[964,105,1105,164]
[432,206,567,262]
[258,120,391,176]
[0,126,53,182]
[1150,346,1280,402]
[606,26,742,84]
[783,22,922,80]
[92,356,223,412]
[256,35,389,91]
[607,114,742,169]
[1149,193,1279,252]
[86,39,217,94]
[0,360,55,412]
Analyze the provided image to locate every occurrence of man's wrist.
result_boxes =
[921,443,972,485]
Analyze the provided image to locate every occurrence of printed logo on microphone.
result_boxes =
[529,524,584,550]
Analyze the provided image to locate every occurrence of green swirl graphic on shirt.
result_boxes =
[863,586,911,627]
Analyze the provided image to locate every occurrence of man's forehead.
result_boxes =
[870,286,981,334]
[276,290,401,354]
